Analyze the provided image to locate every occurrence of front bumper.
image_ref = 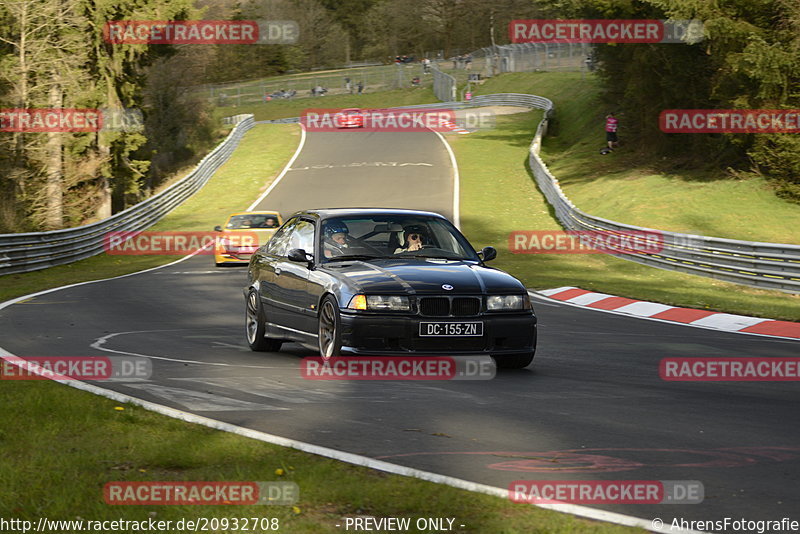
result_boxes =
[339,312,537,356]
[215,250,256,264]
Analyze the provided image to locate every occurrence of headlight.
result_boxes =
[487,294,531,311]
[347,294,410,311]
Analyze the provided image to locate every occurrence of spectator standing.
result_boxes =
[605,112,619,149]
[422,58,431,73]
[357,81,364,94]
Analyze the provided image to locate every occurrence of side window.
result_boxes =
[289,219,315,252]
[266,218,297,256]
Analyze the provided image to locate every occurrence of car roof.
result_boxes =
[226,211,281,217]
[290,208,448,220]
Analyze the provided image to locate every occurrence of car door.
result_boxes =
[255,217,297,328]
[272,218,317,335]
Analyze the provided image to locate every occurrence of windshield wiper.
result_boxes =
[405,254,464,260]
[325,254,385,262]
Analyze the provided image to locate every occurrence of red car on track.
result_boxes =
[334,108,364,128]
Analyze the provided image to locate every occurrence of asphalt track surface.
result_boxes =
[2,127,799,531]
[259,129,456,220]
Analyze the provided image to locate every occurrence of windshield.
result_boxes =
[225,214,280,229]
[319,215,479,262]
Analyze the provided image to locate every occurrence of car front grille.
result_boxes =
[419,297,450,316]
[418,296,481,317]
[452,297,481,316]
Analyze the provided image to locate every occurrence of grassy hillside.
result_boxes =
[473,72,800,244]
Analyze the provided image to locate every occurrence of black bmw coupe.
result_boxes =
[244,208,537,368]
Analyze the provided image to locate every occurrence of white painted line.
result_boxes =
[690,313,770,331]
[0,347,688,533]
[431,128,461,229]
[90,331,286,369]
[568,292,614,306]
[0,253,199,313]
[246,124,307,212]
[614,301,675,317]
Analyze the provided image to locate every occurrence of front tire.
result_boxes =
[245,289,282,352]
[318,295,342,360]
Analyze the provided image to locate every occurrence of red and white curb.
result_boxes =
[437,117,471,134]
[535,287,800,341]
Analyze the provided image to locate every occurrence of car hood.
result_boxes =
[323,258,525,295]
[222,228,277,247]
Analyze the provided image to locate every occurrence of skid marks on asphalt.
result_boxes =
[173,376,481,404]
[119,382,290,412]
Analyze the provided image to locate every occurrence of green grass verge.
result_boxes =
[0,123,299,304]
[474,72,800,245]
[214,87,438,122]
[448,110,800,321]
[0,380,645,533]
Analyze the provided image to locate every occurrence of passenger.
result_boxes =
[394,225,426,253]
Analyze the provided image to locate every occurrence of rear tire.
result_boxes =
[494,352,535,369]
[245,289,282,352]
[318,295,342,360]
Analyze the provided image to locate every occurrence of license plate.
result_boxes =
[419,322,483,337]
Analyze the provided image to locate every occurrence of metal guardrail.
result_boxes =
[256,92,800,292]
[0,116,255,275]
[473,93,800,294]
[18,91,795,292]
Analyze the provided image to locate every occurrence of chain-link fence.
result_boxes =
[475,43,594,76]
[200,63,433,107]
[431,65,457,101]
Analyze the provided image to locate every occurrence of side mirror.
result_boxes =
[213,225,222,232]
[287,248,313,265]
[479,246,497,262]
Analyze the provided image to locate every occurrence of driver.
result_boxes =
[323,220,351,258]
[394,224,427,253]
